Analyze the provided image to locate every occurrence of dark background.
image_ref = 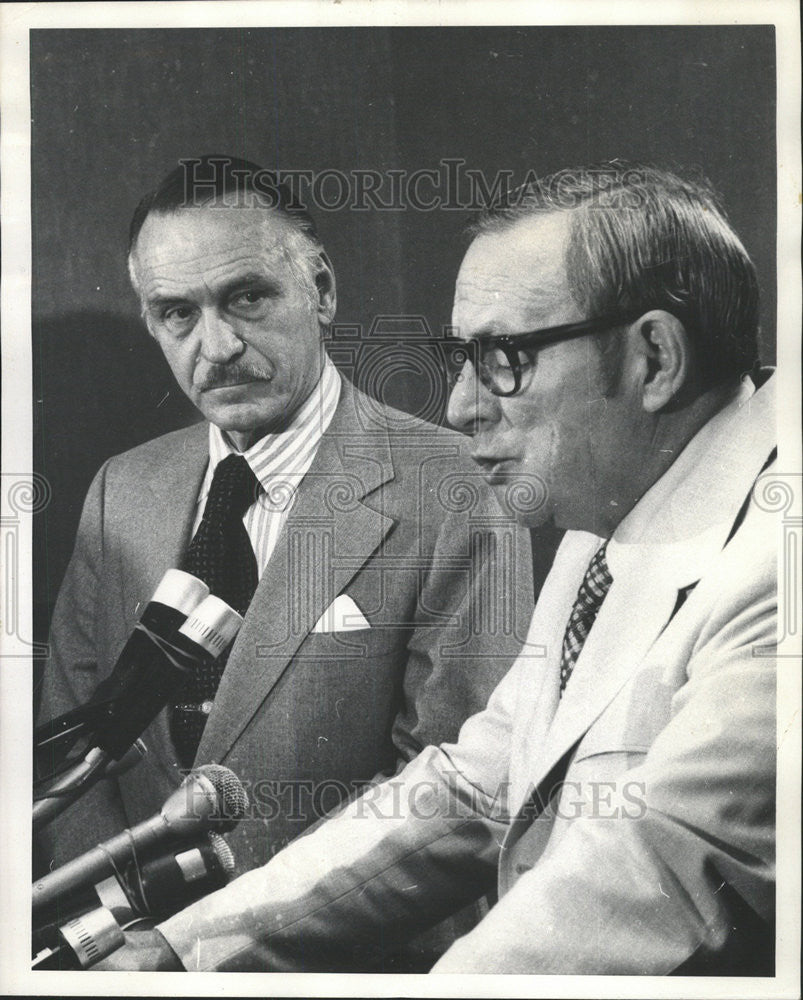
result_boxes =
[31,25,777,648]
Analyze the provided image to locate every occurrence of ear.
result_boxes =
[313,250,337,326]
[631,310,693,412]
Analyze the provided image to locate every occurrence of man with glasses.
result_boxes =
[102,163,777,975]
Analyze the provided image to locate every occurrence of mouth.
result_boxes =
[470,454,515,483]
[201,377,269,392]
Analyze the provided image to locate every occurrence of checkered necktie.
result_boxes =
[170,453,260,766]
[559,542,613,695]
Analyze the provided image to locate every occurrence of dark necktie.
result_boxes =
[559,542,613,695]
[170,453,260,765]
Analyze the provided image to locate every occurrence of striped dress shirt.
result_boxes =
[193,356,342,576]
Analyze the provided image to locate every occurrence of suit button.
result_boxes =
[515,863,532,875]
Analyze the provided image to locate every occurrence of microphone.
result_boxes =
[32,906,126,970]
[33,590,243,831]
[84,569,212,703]
[88,593,243,758]
[120,830,236,919]
[35,583,242,817]
[32,831,237,956]
[32,765,248,917]
[35,569,211,770]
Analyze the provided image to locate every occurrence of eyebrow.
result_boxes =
[144,272,279,311]
[143,293,189,313]
[450,323,519,342]
[219,271,276,289]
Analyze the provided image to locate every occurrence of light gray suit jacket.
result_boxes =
[157,373,778,975]
[38,379,534,882]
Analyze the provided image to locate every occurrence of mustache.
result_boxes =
[197,362,275,391]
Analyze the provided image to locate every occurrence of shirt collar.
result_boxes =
[201,355,341,505]
[606,372,774,586]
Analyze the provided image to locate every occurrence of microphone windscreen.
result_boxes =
[196,764,249,822]
[207,832,236,880]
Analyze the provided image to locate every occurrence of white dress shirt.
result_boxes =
[193,356,341,576]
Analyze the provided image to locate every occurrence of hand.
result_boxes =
[91,927,184,971]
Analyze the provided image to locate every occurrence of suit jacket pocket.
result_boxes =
[294,623,405,663]
[572,661,675,764]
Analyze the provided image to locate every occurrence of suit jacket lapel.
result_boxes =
[533,553,685,795]
[509,532,600,807]
[133,423,209,583]
[197,383,396,764]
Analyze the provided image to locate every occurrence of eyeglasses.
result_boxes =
[455,311,642,397]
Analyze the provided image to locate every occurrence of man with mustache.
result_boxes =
[37,156,534,965]
[101,162,778,975]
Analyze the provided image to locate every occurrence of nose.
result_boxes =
[197,309,246,365]
[446,359,498,434]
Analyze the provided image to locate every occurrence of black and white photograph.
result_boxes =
[1,1,800,995]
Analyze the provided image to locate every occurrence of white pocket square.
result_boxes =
[312,595,370,633]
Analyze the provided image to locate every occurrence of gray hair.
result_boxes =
[127,155,324,306]
[469,161,760,386]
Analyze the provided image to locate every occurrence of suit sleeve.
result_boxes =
[432,521,777,974]
[36,460,129,867]
[156,638,527,971]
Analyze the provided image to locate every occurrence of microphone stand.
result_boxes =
[33,740,147,833]
[34,700,118,786]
